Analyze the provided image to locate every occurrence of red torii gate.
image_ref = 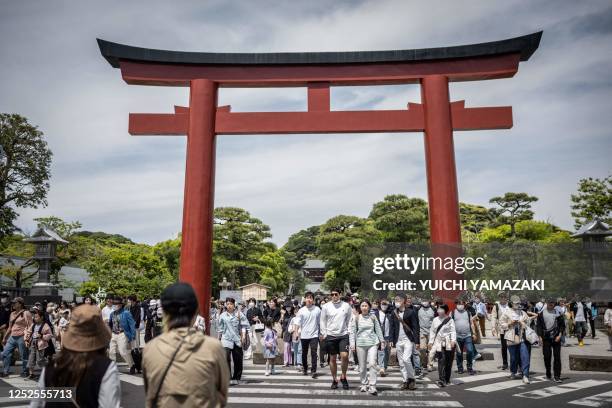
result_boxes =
[98,32,541,317]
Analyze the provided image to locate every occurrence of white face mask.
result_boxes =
[156,309,163,318]
[437,308,445,316]
[394,302,402,309]
[112,305,119,311]
[248,302,255,308]
[381,305,388,311]
[456,305,465,311]
[421,302,429,307]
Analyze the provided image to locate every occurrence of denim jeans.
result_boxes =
[292,339,302,366]
[508,341,530,377]
[377,338,391,369]
[2,335,29,375]
[455,336,475,370]
[411,345,421,373]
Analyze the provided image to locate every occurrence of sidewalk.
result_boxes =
[474,319,611,375]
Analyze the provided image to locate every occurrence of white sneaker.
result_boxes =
[230,379,238,386]
[360,385,368,392]
[265,371,270,377]
[368,386,378,395]
[522,376,530,384]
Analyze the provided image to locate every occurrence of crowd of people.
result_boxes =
[0,287,607,407]
[210,290,612,392]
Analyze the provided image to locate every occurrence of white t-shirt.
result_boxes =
[379,312,390,338]
[397,310,409,343]
[575,303,586,322]
[320,301,352,337]
[296,305,321,339]
[101,305,113,323]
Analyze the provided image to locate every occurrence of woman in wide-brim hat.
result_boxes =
[29,304,121,408]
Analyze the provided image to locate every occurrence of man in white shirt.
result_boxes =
[296,291,321,378]
[571,297,590,346]
[101,296,114,324]
[320,288,352,390]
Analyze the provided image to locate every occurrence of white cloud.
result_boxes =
[1,0,611,245]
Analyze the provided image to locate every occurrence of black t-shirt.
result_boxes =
[0,305,11,327]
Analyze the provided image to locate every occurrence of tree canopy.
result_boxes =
[368,195,429,243]
[570,175,611,229]
[489,192,538,238]
[0,114,52,237]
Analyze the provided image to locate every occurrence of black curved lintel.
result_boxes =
[98,31,542,69]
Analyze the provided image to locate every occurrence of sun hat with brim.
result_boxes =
[61,305,111,352]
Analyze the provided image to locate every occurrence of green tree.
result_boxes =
[317,215,382,291]
[368,195,429,242]
[478,220,571,243]
[570,175,612,229]
[259,250,291,295]
[460,203,494,235]
[153,235,181,280]
[489,192,538,238]
[83,243,174,299]
[281,225,319,270]
[0,114,52,237]
[33,216,82,238]
[213,207,273,289]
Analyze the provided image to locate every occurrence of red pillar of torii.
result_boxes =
[99,32,541,318]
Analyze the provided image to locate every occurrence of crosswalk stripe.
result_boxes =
[451,371,509,384]
[0,397,29,404]
[465,376,546,392]
[237,381,440,389]
[514,380,612,400]
[242,374,417,382]
[227,397,463,407]
[229,387,451,397]
[119,373,144,386]
[240,370,426,380]
[568,390,612,407]
[0,376,35,388]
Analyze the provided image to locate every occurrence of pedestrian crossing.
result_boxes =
[0,366,610,407]
[221,366,612,407]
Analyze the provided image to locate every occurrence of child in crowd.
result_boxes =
[263,318,278,376]
[24,309,53,380]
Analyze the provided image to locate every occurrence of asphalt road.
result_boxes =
[1,362,610,408]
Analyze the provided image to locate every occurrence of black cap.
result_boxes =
[161,282,198,315]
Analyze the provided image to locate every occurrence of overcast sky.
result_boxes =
[0,0,610,246]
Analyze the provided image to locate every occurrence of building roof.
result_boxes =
[23,228,69,244]
[571,219,611,238]
[303,259,326,269]
[98,32,542,69]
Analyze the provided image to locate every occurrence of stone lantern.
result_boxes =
[23,227,68,305]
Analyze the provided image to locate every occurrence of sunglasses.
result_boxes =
[331,292,339,296]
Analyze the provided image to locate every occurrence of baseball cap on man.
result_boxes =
[161,282,198,315]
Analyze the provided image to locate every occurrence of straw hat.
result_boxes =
[61,305,111,352]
